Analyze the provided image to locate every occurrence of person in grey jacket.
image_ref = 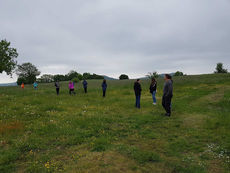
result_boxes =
[162,74,173,116]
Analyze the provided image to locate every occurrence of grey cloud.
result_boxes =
[0,0,230,82]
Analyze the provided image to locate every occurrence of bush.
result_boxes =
[72,77,80,83]
[174,71,184,76]
[119,74,129,80]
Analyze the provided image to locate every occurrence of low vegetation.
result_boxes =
[0,74,230,172]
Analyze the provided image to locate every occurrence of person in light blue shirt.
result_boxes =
[33,82,38,89]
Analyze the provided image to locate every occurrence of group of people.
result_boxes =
[54,79,108,97]
[134,74,173,117]
[20,74,173,117]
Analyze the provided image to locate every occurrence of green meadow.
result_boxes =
[0,74,230,173]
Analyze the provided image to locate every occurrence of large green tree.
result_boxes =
[16,62,41,84]
[0,39,18,75]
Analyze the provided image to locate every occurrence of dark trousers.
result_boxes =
[69,89,75,95]
[84,87,87,93]
[162,96,172,115]
[135,95,141,108]
[56,88,60,95]
[103,90,106,97]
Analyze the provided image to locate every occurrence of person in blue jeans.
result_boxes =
[101,79,107,97]
[134,79,142,108]
[149,77,157,105]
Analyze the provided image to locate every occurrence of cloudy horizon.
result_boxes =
[1,0,230,83]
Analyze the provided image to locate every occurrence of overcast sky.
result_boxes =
[1,0,230,83]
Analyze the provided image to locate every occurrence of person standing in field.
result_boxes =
[82,80,88,93]
[162,74,173,117]
[55,81,60,95]
[101,79,107,97]
[69,81,75,95]
[134,79,142,108]
[33,81,38,89]
[149,77,157,105]
[21,83,25,89]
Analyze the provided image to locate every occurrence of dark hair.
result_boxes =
[103,79,106,83]
[137,79,140,82]
[165,74,172,79]
[151,77,156,85]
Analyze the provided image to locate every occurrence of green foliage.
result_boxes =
[72,77,80,83]
[146,71,159,79]
[119,74,129,80]
[16,62,40,85]
[215,62,228,73]
[174,71,184,76]
[37,74,54,83]
[0,39,18,75]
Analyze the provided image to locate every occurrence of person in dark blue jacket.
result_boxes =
[134,79,142,108]
[82,80,88,93]
[101,79,107,97]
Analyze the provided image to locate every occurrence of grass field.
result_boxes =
[0,74,230,173]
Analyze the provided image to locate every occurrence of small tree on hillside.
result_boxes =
[146,71,159,79]
[174,71,184,76]
[119,74,129,80]
[214,63,228,73]
[0,39,18,76]
[16,62,40,84]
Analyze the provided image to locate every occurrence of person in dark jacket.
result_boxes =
[134,79,142,108]
[82,80,88,93]
[55,81,60,95]
[162,74,173,116]
[149,77,157,105]
[101,79,107,97]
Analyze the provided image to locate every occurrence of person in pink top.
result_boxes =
[69,81,75,95]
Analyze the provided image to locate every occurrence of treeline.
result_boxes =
[37,71,104,83]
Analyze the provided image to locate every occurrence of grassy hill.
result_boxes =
[0,74,230,173]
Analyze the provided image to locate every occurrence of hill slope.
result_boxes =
[0,74,230,173]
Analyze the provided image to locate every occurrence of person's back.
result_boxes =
[101,80,107,97]
[102,82,107,91]
[55,82,60,95]
[21,83,24,89]
[163,80,173,98]
[69,82,74,89]
[55,82,60,88]
[83,80,87,88]
[33,82,38,89]
[134,81,141,96]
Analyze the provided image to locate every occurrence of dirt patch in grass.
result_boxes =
[182,114,207,129]
[207,160,225,173]
[0,121,24,134]
[197,85,230,104]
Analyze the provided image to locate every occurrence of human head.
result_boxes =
[151,77,156,83]
[164,74,172,80]
[137,79,140,83]
[103,79,106,83]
